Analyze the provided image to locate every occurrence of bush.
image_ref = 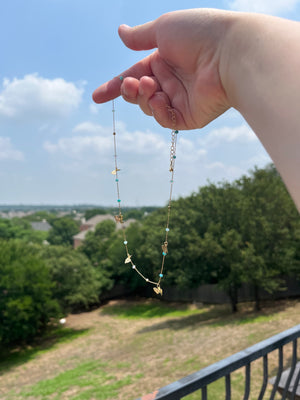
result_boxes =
[0,240,60,345]
[40,246,104,313]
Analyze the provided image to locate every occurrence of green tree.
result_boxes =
[48,217,80,246]
[80,219,144,292]
[84,208,107,220]
[22,211,57,224]
[238,165,300,310]
[80,220,116,264]
[40,246,104,313]
[0,217,48,243]
[0,240,60,345]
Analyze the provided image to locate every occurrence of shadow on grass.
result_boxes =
[100,298,291,334]
[0,327,89,375]
[137,306,232,333]
[100,301,200,319]
[137,302,287,333]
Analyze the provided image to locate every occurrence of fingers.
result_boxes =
[148,92,185,129]
[120,76,162,116]
[120,77,139,104]
[118,21,157,51]
[138,76,161,115]
[92,54,154,103]
[93,19,159,104]
[92,76,122,104]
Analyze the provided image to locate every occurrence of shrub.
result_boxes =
[0,240,60,345]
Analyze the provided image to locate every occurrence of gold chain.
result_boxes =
[112,99,179,296]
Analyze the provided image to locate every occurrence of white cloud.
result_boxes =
[228,0,300,14]
[0,74,83,121]
[198,124,257,147]
[177,137,207,162]
[44,122,168,166]
[245,151,271,167]
[0,137,24,161]
[89,103,101,115]
[205,162,245,178]
[73,121,110,135]
[44,135,112,160]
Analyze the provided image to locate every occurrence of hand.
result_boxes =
[93,10,300,210]
[92,9,233,130]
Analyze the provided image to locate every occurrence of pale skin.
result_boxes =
[93,9,300,212]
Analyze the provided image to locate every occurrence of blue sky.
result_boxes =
[1,0,300,206]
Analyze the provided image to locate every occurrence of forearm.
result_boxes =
[221,13,300,211]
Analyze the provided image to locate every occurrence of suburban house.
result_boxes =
[30,219,52,232]
[73,214,135,248]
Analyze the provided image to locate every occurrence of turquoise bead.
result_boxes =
[173,155,176,159]
[124,241,128,245]
[115,179,119,182]
[166,228,170,232]
[119,76,124,81]
[159,273,163,278]
[162,252,167,256]
[117,199,121,202]
[175,130,179,134]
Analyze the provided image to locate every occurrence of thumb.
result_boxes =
[118,21,157,51]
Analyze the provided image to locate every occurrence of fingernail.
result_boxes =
[121,86,129,99]
[149,104,155,116]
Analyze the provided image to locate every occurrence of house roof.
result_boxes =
[84,214,115,226]
[73,229,91,240]
[73,216,137,241]
[30,221,52,231]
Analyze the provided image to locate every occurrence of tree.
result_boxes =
[0,240,60,345]
[0,217,48,243]
[80,220,116,264]
[79,164,299,311]
[80,219,145,292]
[84,208,107,220]
[237,165,300,310]
[47,217,80,246]
[40,246,104,313]
[22,211,57,224]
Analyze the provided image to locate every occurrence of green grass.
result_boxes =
[210,311,277,327]
[16,360,142,400]
[0,327,90,373]
[101,302,205,319]
[1,299,298,400]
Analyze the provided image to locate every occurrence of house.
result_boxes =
[30,219,52,232]
[73,214,136,248]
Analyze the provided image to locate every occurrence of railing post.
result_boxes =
[225,374,231,400]
[258,354,268,400]
[281,339,297,399]
[243,363,251,400]
[135,325,300,400]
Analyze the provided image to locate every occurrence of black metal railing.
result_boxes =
[136,324,300,400]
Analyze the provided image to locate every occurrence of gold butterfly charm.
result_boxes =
[115,214,123,223]
[125,255,132,264]
[162,242,168,254]
[111,168,120,175]
[153,286,163,296]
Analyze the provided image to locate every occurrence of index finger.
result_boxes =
[92,53,155,103]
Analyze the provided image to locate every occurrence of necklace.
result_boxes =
[111,95,178,296]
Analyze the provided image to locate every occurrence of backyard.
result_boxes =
[0,298,299,400]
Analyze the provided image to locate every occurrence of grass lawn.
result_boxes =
[0,298,299,400]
